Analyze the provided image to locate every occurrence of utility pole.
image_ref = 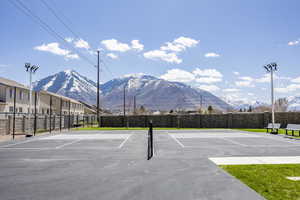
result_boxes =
[200,95,203,113]
[25,63,39,136]
[264,62,278,134]
[97,50,100,127]
[133,95,136,115]
[123,85,126,117]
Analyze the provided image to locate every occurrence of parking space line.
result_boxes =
[118,134,132,149]
[55,139,81,149]
[168,133,185,148]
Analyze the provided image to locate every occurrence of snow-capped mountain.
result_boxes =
[224,97,268,110]
[101,73,231,111]
[33,70,232,111]
[287,96,300,111]
[33,70,98,105]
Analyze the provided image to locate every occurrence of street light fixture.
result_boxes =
[25,63,39,136]
[263,62,278,134]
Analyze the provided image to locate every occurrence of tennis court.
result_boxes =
[1,129,300,200]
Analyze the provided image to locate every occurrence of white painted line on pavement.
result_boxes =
[168,133,184,148]
[221,138,249,147]
[0,139,37,148]
[209,156,300,165]
[55,139,81,149]
[118,134,132,149]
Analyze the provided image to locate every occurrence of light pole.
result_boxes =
[263,62,278,134]
[25,63,39,136]
[97,50,100,127]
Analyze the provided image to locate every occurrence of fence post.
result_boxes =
[227,113,233,128]
[22,115,26,133]
[49,95,52,133]
[68,101,71,130]
[34,92,37,136]
[12,86,16,139]
[53,115,56,130]
[60,98,62,132]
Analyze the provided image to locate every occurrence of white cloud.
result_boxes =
[204,52,220,58]
[247,93,254,96]
[106,53,118,59]
[256,74,291,83]
[239,76,253,81]
[101,39,131,52]
[291,76,300,83]
[0,64,8,67]
[143,50,182,64]
[65,54,79,59]
[160,69,194,82]
[74,38,90,49]
[144,36,198,63]
[193,68,222,77]
[131,40,144,51]
[65,37,73,43]
[160,36,199,52]
[195,77,222,84]
[198,85,220,92]
[233,71,240,75]
[223,88,240,92]
[256,74,270,83]
[193,68,223,84]
[235,81,254,87]
[288,39,300,46]
[34,42,79,60]
[275,84,300,93]
[174,36,199,48]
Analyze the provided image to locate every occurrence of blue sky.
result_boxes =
[1,0,300,103]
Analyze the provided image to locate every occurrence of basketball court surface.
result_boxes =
[1,129,300,200]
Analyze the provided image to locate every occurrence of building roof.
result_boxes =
[39,90,82,104]
[0,77,28,90]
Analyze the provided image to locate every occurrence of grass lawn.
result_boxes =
[221,164,300,200]
[236,129,300,138]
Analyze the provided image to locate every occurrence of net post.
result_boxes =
[147,120,153,160]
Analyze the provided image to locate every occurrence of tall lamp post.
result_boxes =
[25,63,39,136]
[263,62,278,134]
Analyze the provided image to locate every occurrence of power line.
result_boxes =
[40,0,81,39]
[9,0,95,67]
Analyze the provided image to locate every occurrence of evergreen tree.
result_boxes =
[208,105,213,114]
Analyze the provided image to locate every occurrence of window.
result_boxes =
[9,106,14,112]
[19,90,23,100]
[42,109,44,114]
[47,109,49,114]
[9,88,13,98]
[19,107,22,113]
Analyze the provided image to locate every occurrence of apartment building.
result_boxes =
[0,77,85,115]
[39,91,84,115]
[0,77,36,114]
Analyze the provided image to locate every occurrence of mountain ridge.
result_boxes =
[33,69,232,111]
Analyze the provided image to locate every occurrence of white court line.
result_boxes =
[263,135,300,145]
[0,139,37,148]
[209,156,300,165]
[168,133,184,148]
[0,147,53,150]
[221,137,249,147]
[55,139,81,149]
[118,134,132,149]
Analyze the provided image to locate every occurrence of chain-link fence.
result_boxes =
[0,112,97,139]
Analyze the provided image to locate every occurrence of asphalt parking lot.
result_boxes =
[1,129,300,200]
